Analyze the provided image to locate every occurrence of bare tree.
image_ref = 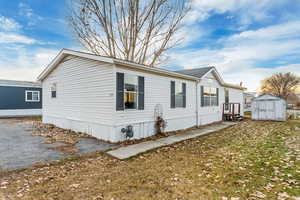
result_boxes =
[68,0,189,66]
[260,72,300,99]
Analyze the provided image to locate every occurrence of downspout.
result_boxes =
[195,80,199,127]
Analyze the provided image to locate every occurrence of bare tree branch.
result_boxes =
[68,0,190,66]
[260,72,300,99]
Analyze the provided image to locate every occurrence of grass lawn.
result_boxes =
[1,120,300,200]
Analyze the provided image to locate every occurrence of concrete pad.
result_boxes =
[107,122,236,159]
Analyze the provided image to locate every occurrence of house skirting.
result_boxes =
[0,109,42,117]
[43,113,223,143]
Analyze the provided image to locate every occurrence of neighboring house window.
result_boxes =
[116,72,144,111]
[225,89,229,104]
[171,81,186,108]
[225,88,229,110]
[201,86,219,107]
[25,91,40,102]
[51,83,57,98]
[124,74,138,109]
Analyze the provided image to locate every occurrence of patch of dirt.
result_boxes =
[48,144,78,155]
[30,121,94,145]
[286,126,300,152]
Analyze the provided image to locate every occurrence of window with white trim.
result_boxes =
[202,87,218,107]
[25,91,40,102]
[124,74,138,109]
[175,82,184,108]
[51,83,57,98]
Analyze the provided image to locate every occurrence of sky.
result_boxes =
[0,0,300,91]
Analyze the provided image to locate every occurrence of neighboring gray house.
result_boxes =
[37,49,245,143]
[244,92,256,112]
[0,80,42,117]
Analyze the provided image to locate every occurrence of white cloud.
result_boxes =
[223,64,300,92]
[0,16,21,31]
[18,2,34,18]
[185,0,290,26]
[231,21,300,41]
[0,32,39,44]
[0,48,59,81]
[166,20,300,91]
[18,2,43,26]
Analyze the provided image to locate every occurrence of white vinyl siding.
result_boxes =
[42,55,115,140]
[115,65,196,141]
[198,72,224,125]
[41,56,245,142]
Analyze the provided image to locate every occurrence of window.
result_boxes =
[171,81,186,108]
[202,86,218,107]
[51,83,57,98]
[124,74,138,109]
[225,88,229,110]
[175,82,184,107]
[116,73,144,111]
[25,91,40,102]
[225,89,229,104]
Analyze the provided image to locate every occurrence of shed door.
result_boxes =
[258,101,275,120]
[266,101,275,119]
[258,101,266,120]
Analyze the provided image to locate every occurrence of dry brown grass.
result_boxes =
[1,120,300,200]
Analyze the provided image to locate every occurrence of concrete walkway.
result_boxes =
[107,122,236,159]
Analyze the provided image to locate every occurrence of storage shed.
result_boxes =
[251,94,286,121]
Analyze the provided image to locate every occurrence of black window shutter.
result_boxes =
[201,86,204,107]
[216,88,219,106]
[138,76,144,110]
[182,83,186,108]
[116,72,124,111]
[170,81,175,108]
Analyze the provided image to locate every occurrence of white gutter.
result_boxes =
[195,81,199,126]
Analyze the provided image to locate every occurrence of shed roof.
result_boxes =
[0,79,41,88]
[253,94,285,101]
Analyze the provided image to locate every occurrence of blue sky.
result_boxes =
[0,0,300,91]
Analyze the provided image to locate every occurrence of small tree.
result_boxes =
[68,0,190,66]
[260,72,300,99]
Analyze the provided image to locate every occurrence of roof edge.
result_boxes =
[37,49,246,90]
[37,49,199,82]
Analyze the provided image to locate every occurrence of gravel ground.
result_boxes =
[0,119,116,170]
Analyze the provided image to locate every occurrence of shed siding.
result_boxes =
[42,56,116,141]
[114,66,197,141]
[251,94,286,121]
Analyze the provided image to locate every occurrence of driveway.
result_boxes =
[0,119,116,170]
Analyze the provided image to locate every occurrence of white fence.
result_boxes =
[287,109,300,120]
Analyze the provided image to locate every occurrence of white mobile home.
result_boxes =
[38,49,245,142]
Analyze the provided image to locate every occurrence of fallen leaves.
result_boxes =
[1,120,300,200]
[31,121,93,145]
